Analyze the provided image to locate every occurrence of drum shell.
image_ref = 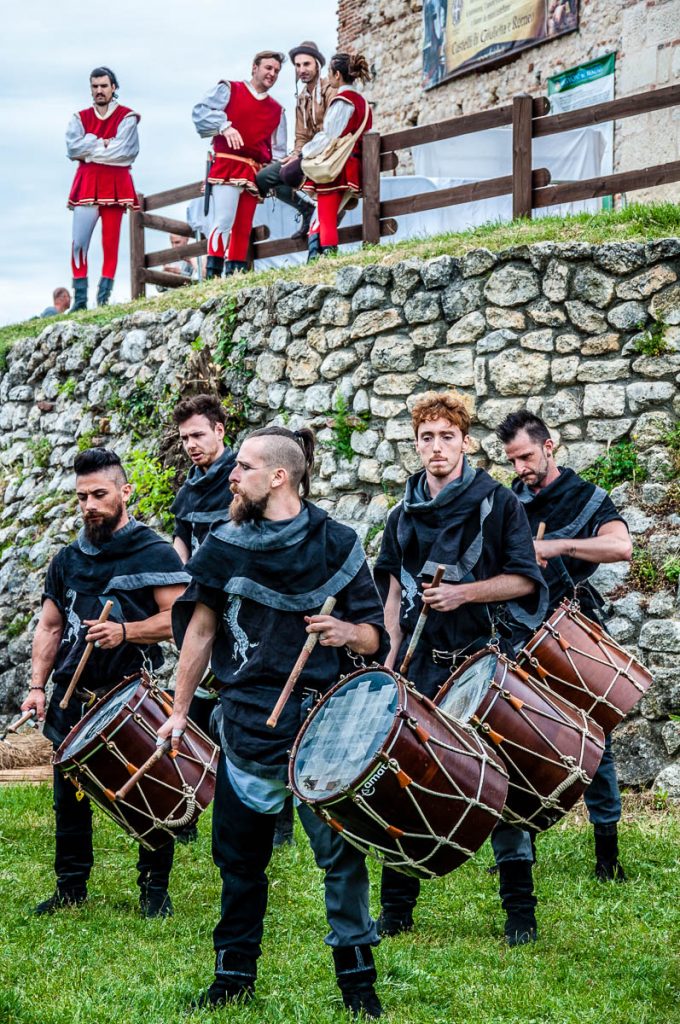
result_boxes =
[436,651,605,832]
[519,600,653,734]
[54,674,219,850]
[289,667,509,879]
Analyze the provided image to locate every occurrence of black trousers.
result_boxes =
[52,767,174,891]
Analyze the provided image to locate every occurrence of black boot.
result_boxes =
[498,860,537,947]
[332,945,382,1019]
[71,278,88,312]
[321,245,338,258]
[96,276,114,306]
[206,256,224,279]
[273,795,295,848]
[224,260,248,277]
[290,193,315,239]
[377,867,418,936]
[139,883,174,918]
[192,950,256,1008]
[594,825,626,882]
[138,839,174,917]
[307,233,322,263]
[34,885,87,915]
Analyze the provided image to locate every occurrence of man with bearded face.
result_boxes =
[21,448,190,918]
[498,410,632,882]
[158,427,388,1017]
[373,391,548,947]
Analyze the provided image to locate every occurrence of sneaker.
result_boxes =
[376,910,413,937]
[341,984,382,1019]
[140,887,174,918]
[34,887,87,915]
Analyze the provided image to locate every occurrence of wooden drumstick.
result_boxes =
[267,595,337,729]
[59,600,114,710]
[2,708,36,740]
[400,564,446,676]
[536,522,546,541]
[114,740,174,802]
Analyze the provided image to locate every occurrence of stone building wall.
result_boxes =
[1,239,680,793]
[337,0,680,202]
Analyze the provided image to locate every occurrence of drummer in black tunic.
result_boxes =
[373,391,547,946]
[21,448,189,917]
[158,426,388,1016]
[497,410,632,881]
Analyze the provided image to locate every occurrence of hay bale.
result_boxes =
[0,730,53,769]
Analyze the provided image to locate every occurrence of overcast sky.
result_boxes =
[0,1,337,325]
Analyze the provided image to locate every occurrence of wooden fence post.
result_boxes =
[129,193,146,300]
[512,95,534,220]
[361,131,381,246]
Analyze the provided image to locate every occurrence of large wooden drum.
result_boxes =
[54,673,219,849]
[289,665,509,879]
[518,600,653,735]
[435,649,605,832]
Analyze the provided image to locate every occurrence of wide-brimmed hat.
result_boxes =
[288,40,326,66]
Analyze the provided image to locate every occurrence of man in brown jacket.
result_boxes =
[256,40,336,240]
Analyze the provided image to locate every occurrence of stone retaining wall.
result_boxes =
[1,239,679,793]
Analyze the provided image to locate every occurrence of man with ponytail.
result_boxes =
[159,426,387,1017]
[301,52,372,259]
[66,67,140,311]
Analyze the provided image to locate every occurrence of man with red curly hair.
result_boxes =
[374,391,547,947]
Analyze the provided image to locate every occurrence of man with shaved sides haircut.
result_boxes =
[498,409,632,881]
[159,426,388,1016]
[21,448,189,918]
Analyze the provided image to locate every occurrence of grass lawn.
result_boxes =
[0,786,678,1024]
[2,201,680,367]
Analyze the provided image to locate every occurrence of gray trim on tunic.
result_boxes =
[105,571,191,591]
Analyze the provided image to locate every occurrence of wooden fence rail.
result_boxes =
[130,84,680,299]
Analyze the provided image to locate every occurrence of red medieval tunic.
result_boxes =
[302,91,372,197]
[208,81,283,199]
[68,105,140,209]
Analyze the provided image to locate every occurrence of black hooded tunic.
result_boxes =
[374,462,548,697]
[170,446,236,555]
[173,501,389,778]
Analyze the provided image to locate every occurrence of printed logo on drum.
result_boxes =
[360,763,389,797]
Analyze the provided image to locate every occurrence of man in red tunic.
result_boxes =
[66,67,140,310]
[193,52,287,279]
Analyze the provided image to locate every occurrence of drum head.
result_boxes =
[438,653,497,723]
[60,678,140,758]
[293,669,398,800]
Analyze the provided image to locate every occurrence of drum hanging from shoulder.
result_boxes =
[435,649,605,832]
[54,673,219,850]
[518,600,653,734]
[289,665,509,879]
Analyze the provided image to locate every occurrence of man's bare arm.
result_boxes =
[173,536,191,565]
[383,574,404,669]
[20,599,64,720]
[158,602,218,748]
[421,574,536,613]
[305,615,381,655]
[535,520,632,567]
[83,584,187,648]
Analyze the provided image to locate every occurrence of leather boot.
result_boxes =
[498,859,537,947]
[321,245,338,258]
[206,256,224,279]
[594,825,626,882]
[34,885,87,915]
[332,945,382,1019]
[224,260,248,277]
[71,278,88,312]
[288,190,315,239]
[307,233,322,263]
[96,276,114,306]
[192,950,256,1008]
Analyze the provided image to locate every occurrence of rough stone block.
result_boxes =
[571,266,615,308]
[351,284,389,312]
[543,259,570,302]
[577,359,630,382]
[460,249,496,278]
[484,264,540,306]
[403,291,441,324]
[565,300,607,334]
[650,283,680,325]
[581,333,620,356]
[418,348,474,386]
[583,384,626,416]
[420,254,456,288]
[373,372,419,396]
[441,278,485,321]
[594,242,646,274]
[521,329,554,352]
[476,329,517,354]
[551,356,579,385]
[487,349,550,395]
[371,333,416,372]
[485,306,526,330]
[446,311,486,345]
[627,381,676,413]
[616,265,677,300]
[586,418,633,442]
[542,389,582,425]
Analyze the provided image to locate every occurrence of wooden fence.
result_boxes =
[130,83,680,299]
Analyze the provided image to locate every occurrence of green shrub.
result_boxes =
[581,441,647,491]
[326,391,369,460]
[56,377,77,398]
[27,436,52,469]
[125,449,176,532]
[634,318,669,357]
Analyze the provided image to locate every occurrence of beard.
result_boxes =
[84,502,125,545]
[230,491,270,525]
